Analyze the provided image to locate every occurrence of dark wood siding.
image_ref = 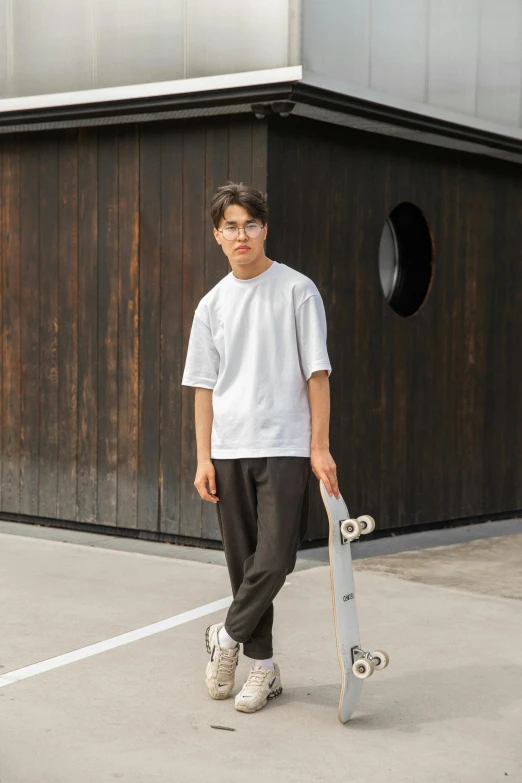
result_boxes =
[2,110,520,544]
[0,117,267,542]
[1,139,21,514]
[267,116,522,539]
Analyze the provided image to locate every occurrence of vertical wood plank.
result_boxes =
[180,125,206,539]
[446,162,463,519]
[389,148,419,529]
[430,159,455,523]
[201,121,230,541]
[251,120,268,194]
[410,148,445,525]
[507,175,522,508]
[350,134,385,525]
[403,149,434,527]
[206,122,230,285]
[38,138,59,519]
[117,126,140,530]
[483,166,510,513]
[0,138,21,513]
[228,119,253,185]
[457,165,488,515]
[77,129,99,524]
[57,133,79,521]
[378,147,399,531]
[0,140,3,509]
[97,129,119,526]
[138,127,162,532]
[159,125,184,537]
[19,139,41,517]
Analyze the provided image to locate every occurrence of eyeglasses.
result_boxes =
[218,223,264,241]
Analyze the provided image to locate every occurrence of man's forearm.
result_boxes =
[195,387,214,461]
[308,370,330,451]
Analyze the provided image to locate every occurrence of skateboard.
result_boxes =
[319,480,389,723]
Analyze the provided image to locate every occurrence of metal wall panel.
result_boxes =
[0,1,11,97]
[302,0,522,132]
[370,0,428,102]
[0,0,292,98]
[476,0,522,126]
[428,0,480,116]
[95,0,184,88]
[7,0,94,96]
[186,0,290,78]
[303,0,371,87]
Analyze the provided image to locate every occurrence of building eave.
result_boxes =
[0,66,301,132]
[2,63,522,165]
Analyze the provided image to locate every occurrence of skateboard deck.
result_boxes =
[319,480,388,723]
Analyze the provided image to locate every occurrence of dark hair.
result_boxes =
[210,181,268,228]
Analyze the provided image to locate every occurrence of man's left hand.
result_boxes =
[310,449,340,499]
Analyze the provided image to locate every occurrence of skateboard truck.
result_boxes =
[351,646,390,679]
[339,515,376,544]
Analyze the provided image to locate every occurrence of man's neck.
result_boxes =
[232,256,273,280]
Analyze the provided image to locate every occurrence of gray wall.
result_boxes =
[303,0,522,130]
[0,0,297,98]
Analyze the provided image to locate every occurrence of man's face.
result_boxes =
[214,204,268,267]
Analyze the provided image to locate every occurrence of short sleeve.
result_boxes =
[181,311,220,389]
[295,294,332,381]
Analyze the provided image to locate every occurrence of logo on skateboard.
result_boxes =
[343,593,354,602]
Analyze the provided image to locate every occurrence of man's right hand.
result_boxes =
[194,460,219,503]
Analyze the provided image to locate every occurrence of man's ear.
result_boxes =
[213,227,220,244]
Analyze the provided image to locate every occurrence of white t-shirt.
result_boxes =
[181,260,332,459]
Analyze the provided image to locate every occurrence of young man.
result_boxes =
[181,182,339,714]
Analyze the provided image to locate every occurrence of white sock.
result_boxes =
[218,626,238,649]
[255,658,274,670]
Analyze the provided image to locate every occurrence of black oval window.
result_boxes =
[378,202,434,317]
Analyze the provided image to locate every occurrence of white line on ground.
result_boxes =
[0,596,233,689]
[0,582,291,689]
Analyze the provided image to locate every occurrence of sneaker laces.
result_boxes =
[216,649,237,679]
[244,666,269,690]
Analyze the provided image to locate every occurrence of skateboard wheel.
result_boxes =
[352,658,374,679]
[340,518,361,542]
[357,515,375,535]
[370,650,389,670]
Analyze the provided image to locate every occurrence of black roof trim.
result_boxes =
[1,77,522,158]
[0,82,295,129]
[292,82,522,158]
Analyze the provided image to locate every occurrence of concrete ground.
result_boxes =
[0,517,521,783]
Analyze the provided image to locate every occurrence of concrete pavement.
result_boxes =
[0,519,520,782]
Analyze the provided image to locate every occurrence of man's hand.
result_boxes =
[310,448,340,499]
[194,459,219,503]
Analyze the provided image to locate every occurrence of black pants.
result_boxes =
[213,457,311,660]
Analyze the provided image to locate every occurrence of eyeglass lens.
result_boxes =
[222,224,262,240]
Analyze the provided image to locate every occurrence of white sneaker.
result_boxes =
[235,663,283,713]
[205,623,239,700]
